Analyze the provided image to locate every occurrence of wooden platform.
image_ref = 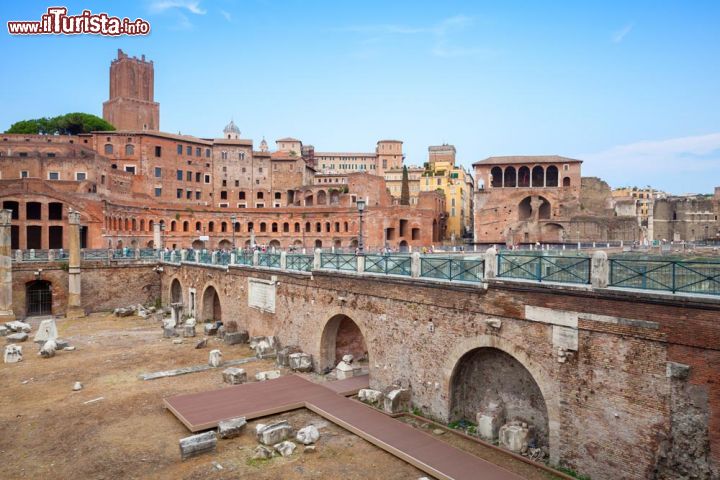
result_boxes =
[164,374,522,480]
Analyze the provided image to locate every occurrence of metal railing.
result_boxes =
[420,257,484,283]
[112,249,135,259]
[497,253,591,284]
[364,254,412,276]
[258,253,281,268]
[610,258,720,295]
[186,249,196,262]
[139,248,157,259]
[198,251,212,264]
[234,251,253,266]
[82,249,108,261]
[286,254,313,272]
[320,253,358,272]
[216,251,231,266]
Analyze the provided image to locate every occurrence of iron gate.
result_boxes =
[26,281,52,316]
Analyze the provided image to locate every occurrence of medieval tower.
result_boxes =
[102,49,160,131]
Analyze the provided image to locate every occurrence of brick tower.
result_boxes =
[102,49,160,131]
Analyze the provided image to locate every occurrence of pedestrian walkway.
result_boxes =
[164,374,522,480]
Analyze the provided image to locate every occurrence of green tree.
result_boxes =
[5,113,114,134]
[400,165,410,206]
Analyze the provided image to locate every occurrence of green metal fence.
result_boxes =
[286,254,313,272]
[139,249,157,259]
[234,251,253,265]
[364,254,411,276]
[185,250,196,262]
[497,253,590,284]
[320,253,358,272]
[610,258,720,295]
[258,253,281,268]
[198,251,212,264]
[217,252,231,265]
[419,257,484,283]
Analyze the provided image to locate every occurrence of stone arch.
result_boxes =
[562,176,571,187]
[518,166,530,187]
[170,278,183,304]
[546,166,559,187]
[200,284,222,323]
[318,313,370,371]
[269,239,281,250]
[314,239,323,249]
[504,166,517,188]
[442,335,560,463]
[218,239,232,250]
[317,190,327,205]
[541,223,564,243]
[490,167,503,188]
[531,166,545,187]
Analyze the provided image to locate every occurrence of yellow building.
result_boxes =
[419,145,473,241]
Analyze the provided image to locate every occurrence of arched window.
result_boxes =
[531,166,544,187]
[490,167,503,187]
[271,222,278,233]
[195,221,202,231]
[248,222,254,232]
[260,222,267,233]
[208,221,215,232]
[283,222,289,233]
[344,221,349,232]
[518,166,530,187]
[294,222,300,233]
[221,222,227,233]
[563,176,571,187]
[316,222,321,233]
[257,191,264,200]
[104,144,113,154]
[234,222,240,232]
[305,222,311,232]
[504,167,517,187]
[325,222,331,233]
[183,221,189,232]
[140,219,145,231]
[132,219,137,230]
[125,144,134,155]
[546,166,559,187]
[170,220,176,232]
[124,218,129,230]
[334,222,340,232]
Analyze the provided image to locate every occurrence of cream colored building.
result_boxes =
[384,166,424,205]
[315,140,404,176]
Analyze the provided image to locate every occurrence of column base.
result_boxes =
[65,306,86,319]
[0,310,16,322]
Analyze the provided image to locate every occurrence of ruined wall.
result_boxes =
[160,262,720,480]
[11,262,159,318]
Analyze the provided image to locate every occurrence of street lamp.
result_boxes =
[230,215,237,251]
[357,198,366,255]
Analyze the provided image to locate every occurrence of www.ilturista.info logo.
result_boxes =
[7,7,150,36]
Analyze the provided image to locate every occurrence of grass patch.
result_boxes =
[555,465,591,480]
[245,456,273,468]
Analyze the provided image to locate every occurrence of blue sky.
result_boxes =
[2,1,719,194]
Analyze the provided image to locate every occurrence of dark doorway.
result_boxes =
[80,226,88,248]
[3,201,19,219]
[11,225,19,250]
[26,202,42,220]
[26,280,52,316]
[48,202,63,220]
[26,225,42,249]
[49,226,63,249]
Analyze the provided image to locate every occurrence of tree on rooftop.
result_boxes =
[400,165,410,206]
[5,113,115,135]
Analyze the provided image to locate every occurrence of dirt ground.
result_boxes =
[1,313,562,480]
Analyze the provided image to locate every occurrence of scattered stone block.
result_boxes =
[216,325,226,339]
[296,425,320,445]
[222,367,247,385]
[342,354,354,364]
[4,345,22,363]
[163,327,178,338]
[476,400,506,441]
[39,339,57,358]
[358,388,383,406]
[114,308,133,317]
[195,338,208,349]
[183,325,196,337]
[33,319,58,343]
[73,381,83,391]
[204,323,218,336]
[208,349,223,367]
[6,332,28,343]
[274,441,296,457]
[276,345,301,367]
[335,359,360,379]
[254,336,279,358]
[666,361,690,380]
[499,421,531,453]
[172,339,183,345]
[64,346,76,351]
[6,321,32,333]
[0,325,8,336]
[255,370,281,381]
[303,445,316,454]
[383,387,411,414]
[253,445,274,460]
[55,339,70,350]
[256,421,292,446]
[179,431,217,460]
[289,353,313,372]
[224,331,248,345]
[217,417,247,439]
[185,317,196,327]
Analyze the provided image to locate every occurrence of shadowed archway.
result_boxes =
[319,314,369,371]
[201,285,222,323]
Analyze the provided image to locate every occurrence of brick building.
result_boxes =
[102,49,160,131]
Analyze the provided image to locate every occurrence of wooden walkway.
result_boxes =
[164,374,522,480]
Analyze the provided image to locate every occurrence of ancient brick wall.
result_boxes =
[159,263,720,480]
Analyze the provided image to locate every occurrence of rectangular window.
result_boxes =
[186,190,192,199]
[176,188,182,199]
[186,171,192,181]
[222,180,227,187]
[205,148,211,158]
[75,172,87,181]
[204,174,211,184]
[222,166,227,172]
[195,191,201,200]
[195,172,201,182]
[155,146,162,157]
[176,170,183,181]
[220,191,228,200]
[195,147,201,156]
[125,166,136,174]
[19,152,28,157]
[177,144,183,154]
[101,174,105,184]
[21,171,29,178]
[48,171,59,180]
[238,203,246,208]
[186,146,192,156]
[154,167,162,178]
[47,152,56,158]
[255,203,264,208]
[154,187,162,197]
[234,180,239,187]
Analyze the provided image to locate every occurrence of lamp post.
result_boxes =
[230,215,237,251]
[357,198,366,255]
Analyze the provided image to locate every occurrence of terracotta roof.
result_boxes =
[472,155,582,166]
[94,130,213,145]
[377,139,403,143]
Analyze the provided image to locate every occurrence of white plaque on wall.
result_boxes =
[248,278,276,313]
[552,325,578,351]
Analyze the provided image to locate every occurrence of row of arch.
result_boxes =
[490,165,571,188]
[105,216,357,235]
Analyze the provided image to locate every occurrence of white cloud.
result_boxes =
[581,133,720,192]
[220,10,232,22]
[148,0,206,15]
[611,23,634,43]
[342,15,487,58]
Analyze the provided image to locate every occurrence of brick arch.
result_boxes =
[315,310,373,373]
[199,281,223,323]
[168,276,184,304]
[441,334,560,463]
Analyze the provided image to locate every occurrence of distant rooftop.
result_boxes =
[473,155,583,166]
